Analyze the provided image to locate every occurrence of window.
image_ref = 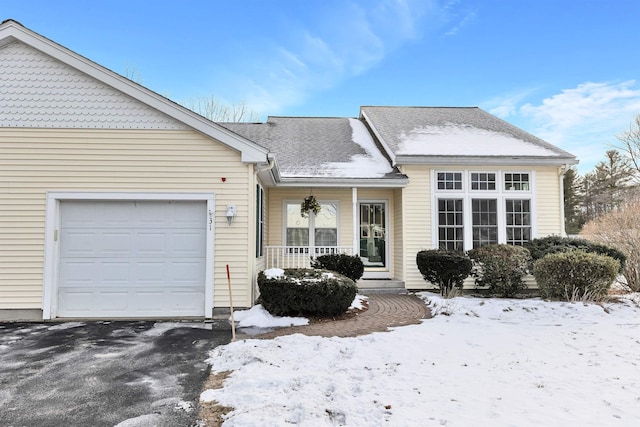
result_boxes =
[471,173,496,190]
[437,199,464,251]
[472,199,498,247]
[314,203,338,247]
[285,201,337,253]
[255,185,265,257]
[437,172,462,190]
[506,199,531,245]
[504,173,530,191]
[434,170,534,250]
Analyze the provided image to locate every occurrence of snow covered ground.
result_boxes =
[201,293,640,426]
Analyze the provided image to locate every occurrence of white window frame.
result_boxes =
[283,200,340,250]
[436,170,464,191]
[504,172,531,191]
[469,171,498,192]
[431,170,537,250]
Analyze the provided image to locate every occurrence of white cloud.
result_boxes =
[488,81,640,173]
[224,0,439,115]
[485,88,540,118]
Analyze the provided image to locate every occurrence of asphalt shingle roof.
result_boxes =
[360,106,577,162]
[220,117,405,180]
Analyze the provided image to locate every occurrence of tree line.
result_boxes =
[564,114,640,234]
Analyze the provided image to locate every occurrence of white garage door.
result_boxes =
[57,200,207,318]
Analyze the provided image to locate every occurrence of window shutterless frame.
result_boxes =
[432,170,537,250]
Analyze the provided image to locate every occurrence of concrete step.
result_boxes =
[356,279,407,295]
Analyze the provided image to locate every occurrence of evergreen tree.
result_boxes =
[563,166,584,234]
[582,150,636,222]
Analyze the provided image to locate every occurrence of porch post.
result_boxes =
[352,187,358,256]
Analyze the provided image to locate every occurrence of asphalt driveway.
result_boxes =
[0,320,232,427]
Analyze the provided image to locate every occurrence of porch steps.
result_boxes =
[356,279,407,295]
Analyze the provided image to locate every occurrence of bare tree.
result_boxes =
[616,114,640,180]
[186,96,261,123]
[124,65,144,84]
[581,196,640,292]
[120,67,259,123]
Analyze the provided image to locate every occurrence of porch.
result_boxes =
[264,245,355,270]
[264,245,406,293]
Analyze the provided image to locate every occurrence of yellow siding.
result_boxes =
[535,166,563,237]
[0,128,256,309]
[399,165,432,289]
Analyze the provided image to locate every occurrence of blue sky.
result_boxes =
[3,0,640,173]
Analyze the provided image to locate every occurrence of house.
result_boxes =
[0,20,577,321]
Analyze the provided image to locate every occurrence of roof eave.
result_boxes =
[394,155,579,166]
[272,177,409,188]
[0,20,268,164]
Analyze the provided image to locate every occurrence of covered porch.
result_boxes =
[262,187,402,283]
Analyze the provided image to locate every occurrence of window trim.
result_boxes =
[431,170,537,250]
[436,170,464,191]
[503,172,532,192]
[469,171,498,192]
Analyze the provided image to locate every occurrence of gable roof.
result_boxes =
[0,19,268,163]
[360,106,578,166]
[220,117,408,187]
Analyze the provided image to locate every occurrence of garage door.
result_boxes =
[57,200,207,318]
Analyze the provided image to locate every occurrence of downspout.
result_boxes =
[558,164,568,237]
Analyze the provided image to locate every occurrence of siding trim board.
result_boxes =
[43,192,215,319]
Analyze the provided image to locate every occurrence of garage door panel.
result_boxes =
[58,200,207,318]
[172,202,207,227]
[57,287,205,317]
[171,231,207,257]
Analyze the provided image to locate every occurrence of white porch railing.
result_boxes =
[265,246,355,269]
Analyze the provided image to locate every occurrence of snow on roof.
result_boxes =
[397,123,560,156]
[219,117,399,180]
[361,106,578,162]
[317,118,394,178]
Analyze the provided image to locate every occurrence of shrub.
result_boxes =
[468,244,531,297]
[532,251,619,301]
[311,253,364,282]
[581,198,640,291]
[416,250,472,296]
[257,268,357,317]
[524,236,626,272]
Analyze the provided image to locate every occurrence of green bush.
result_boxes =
[311,253,364,282]
[525,236,626,272]
[257,268,357,317]
[416,250,472,296]
[532,250,619,301]
[468,244,531,297]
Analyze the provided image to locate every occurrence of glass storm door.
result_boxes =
[359,202,387,269]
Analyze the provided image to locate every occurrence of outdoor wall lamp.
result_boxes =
[226,205,237,225]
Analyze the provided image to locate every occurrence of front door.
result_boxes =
[359,202,387,271]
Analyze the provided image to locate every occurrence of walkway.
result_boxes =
[254,293,431,339]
